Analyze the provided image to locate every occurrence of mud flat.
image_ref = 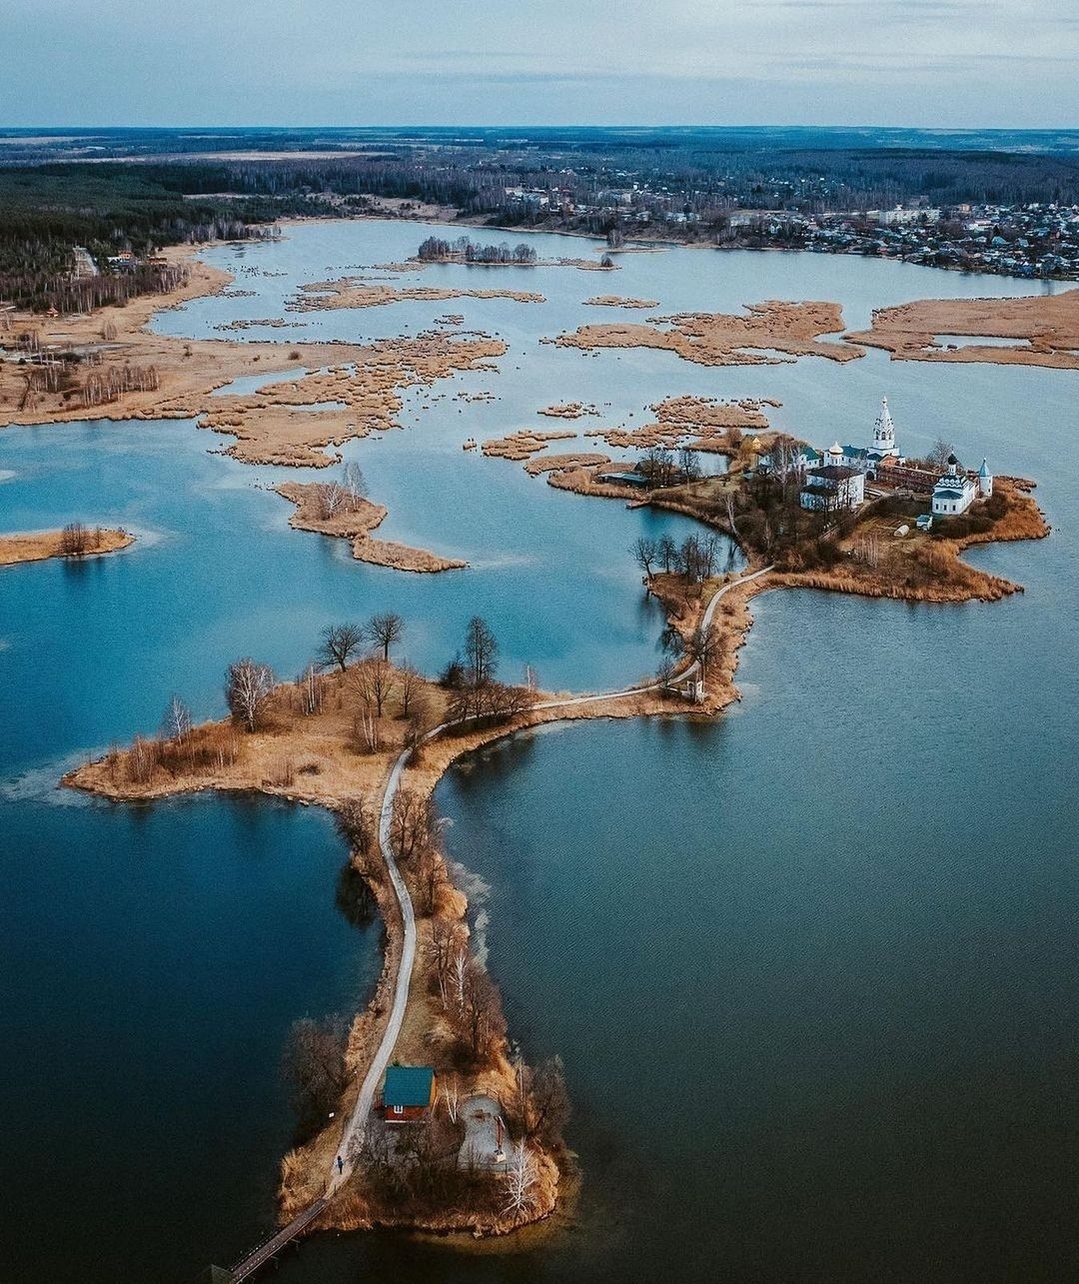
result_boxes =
[1,246,507,470]
[537,401,600,419]
[277,481,467,573]
[290,278,546,312]
[585,395,774,452]
[552,300,864,366]
[0,527,133,566]
[482,430,577,461]
[582,295,660,309]
[845,290,1079,368]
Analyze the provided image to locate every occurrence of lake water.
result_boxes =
[2,220,1077,1282]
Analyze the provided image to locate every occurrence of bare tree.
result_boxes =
[334,795,376,861]
[298,662,325,715]
[456,960,505,1063]
[389,787,435,863]
[630,535,657,577]
[928,437,957,471]
[350,656,396,719]
[656,653,678,691]
[526,1056,571,1149]
[428,918,467,1007]
[315,480,350,519]
[225,658,275,732]
[397,661,424,718]
[657,534,678,573]
[343,460,368,501]
[281,1015,349,1142]
[502,1146,539,1221]
[317,622,364,672]
[464,615,499,686]
[160,694,192,744]
[416,847,444,915]
[441,1072,460,1124]
[678,445,702,482]
[686,622,724,680]
[366,611,404,663]
[58,521,89,556]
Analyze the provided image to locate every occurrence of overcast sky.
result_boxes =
[3,0,1076,128]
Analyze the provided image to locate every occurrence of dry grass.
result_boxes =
[554,300,864,366]
[278,481,468,573]
[290,278,546,312]
[0,527,133,567]
[845,289,1079,368]
[481,430,577,460]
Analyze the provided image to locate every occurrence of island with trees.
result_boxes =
[0,521,133,567]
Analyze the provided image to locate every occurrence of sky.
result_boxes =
[2,0,1077,128]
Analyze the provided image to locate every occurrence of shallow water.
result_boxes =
[2,220,1077,1282]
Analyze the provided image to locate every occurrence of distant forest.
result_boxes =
[5,129,1079,310]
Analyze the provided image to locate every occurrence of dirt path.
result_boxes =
[324,564,773,1195]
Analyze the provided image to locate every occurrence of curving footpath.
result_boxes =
[326,562,774,1194]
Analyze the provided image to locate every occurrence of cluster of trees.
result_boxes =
[439,616,535,729]
[637,445,702,489]
[631,531,729,584]
[312,462,369,518]
[417,235,537,264]
[0,164,283,311]
[58,521,104,556]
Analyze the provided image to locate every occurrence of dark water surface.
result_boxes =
[2,221,1077,1282]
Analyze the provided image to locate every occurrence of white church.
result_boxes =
[788,399,993,519]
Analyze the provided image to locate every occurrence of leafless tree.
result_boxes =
[397,661,424,718]
[160,694,192,744]
[58,521,89,556]
[656,653,678,691]
[928,437,957,471]
[526,1056,571,1149]
[678,445,702,482]
[281,1015,349,1141]
[343,460,368,501]
[389,787,435,863]
[428,918,468,1007]
[334,795,377,861]
[768,434,807,499]
[350,656,396,719]
[441,1072,460,1124]
[657,534,678,573]
[317,622,364,672]
[630,535,657,577]
[298,662,325,715]
[315,480,350,519]
[687,622,725,680]
[416,847,444,915]
[502,1146,539,1221]
[464,615,498,686]
[366,611,404,663]
[457,960,505,1063]
[225,657,276,732]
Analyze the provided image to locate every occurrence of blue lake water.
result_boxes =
[2,220,1077,1282]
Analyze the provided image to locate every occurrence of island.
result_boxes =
[0,523,133,567]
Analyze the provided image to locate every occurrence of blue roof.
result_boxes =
[979,458,991,477]
[383,1066,435,1108]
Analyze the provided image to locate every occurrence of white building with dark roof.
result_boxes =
[931,455,977,516]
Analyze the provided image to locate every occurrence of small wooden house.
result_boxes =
[382,1065,437,1123]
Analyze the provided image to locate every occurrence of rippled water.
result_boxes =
[2,220,1076,1282]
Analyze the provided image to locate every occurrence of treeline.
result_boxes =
[0,164,283,311]
[417,235,537,263]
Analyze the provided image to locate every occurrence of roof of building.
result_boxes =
[979,458,992,478]
[933,487,968,499]
[808,464,860,482]
[383,1065,435,1108]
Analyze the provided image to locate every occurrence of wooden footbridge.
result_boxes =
[201,1197,328,1283]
